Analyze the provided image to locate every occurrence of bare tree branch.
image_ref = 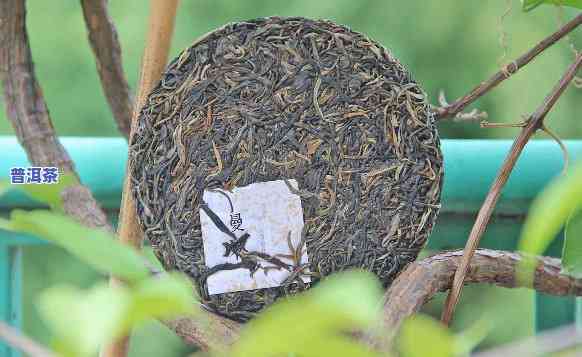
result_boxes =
[441,53,582,326]
[0,321,56,357]
[0,0,110,231]
[80,0,134,139]
[367,249,582,351]
[435,13,582,120]
[102,1,180,356]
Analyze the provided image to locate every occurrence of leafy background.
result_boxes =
[1,0,581,356]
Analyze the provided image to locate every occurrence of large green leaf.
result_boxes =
[398,314,455,357]
[521,0,582,11]
[562,208,582,277]
[123,272,197,328]
[229,270,384,357]
[38,274,196,357]
[454,316,492,356]
[518,160,582,260]
[0,210,149,283]
[518,160,582,284]
[37,283,130,357]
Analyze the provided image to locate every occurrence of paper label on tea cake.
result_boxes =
[200,179,309,295]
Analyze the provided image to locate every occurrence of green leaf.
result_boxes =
[455,316,492,356]
[398,314,455,357]
[2,210,149,283]
[229,270,384,357]
[123,272,196,328]
[521,0,582,11]
[562,208,582,277]
[38,275,196,357]
[143,245,165,272]
[11,172,78,210]
[518,160,582,259]
[37,283,131,357]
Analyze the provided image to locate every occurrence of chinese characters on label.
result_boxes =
[200,179,309,295]
[9,167,59,184]
[230,212,243,232]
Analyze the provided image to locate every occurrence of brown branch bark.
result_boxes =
[435,13,582,120]
[80,0,134,139]
[101,1,180,356]
[0,0,110,231]
[441,53,582,325]
[0,321,56,357]
[165,312,242,351]
[368,249,582,351]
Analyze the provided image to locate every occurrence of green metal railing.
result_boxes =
[1,136,581,356]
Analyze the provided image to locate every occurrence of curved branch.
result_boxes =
[435,13,582,120]
[0,0,110,231]
[367,249,582,350]
[80,0,134,139]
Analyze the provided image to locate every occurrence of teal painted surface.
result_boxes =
[0,136,128,209]
[0,137,581,354]
[0,243,21,357]
[1,137,581,213]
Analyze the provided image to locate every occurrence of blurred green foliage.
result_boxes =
[1,208,197,357]
[1,1,581,356]
[518,159,582,273]
[0,0,581,139]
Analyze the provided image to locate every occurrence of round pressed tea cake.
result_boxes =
[130,16,443,322]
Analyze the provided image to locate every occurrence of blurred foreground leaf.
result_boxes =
[455,316,492,356]
[38,283,130,357]
[0,209,149,283]
[521,0,582,11]
[0,172,78,209]
[399,314,490,357]
[229,270,384,357]
[398,314,455,357]
[518,160,582,261]
[562,209,582,277]
[125,272,196,327]
[38,274,196,357]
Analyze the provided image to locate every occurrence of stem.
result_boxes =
[441,53,582,326]
[80,0,134,139]
[436,13,582,120]
[101,1,179,356]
